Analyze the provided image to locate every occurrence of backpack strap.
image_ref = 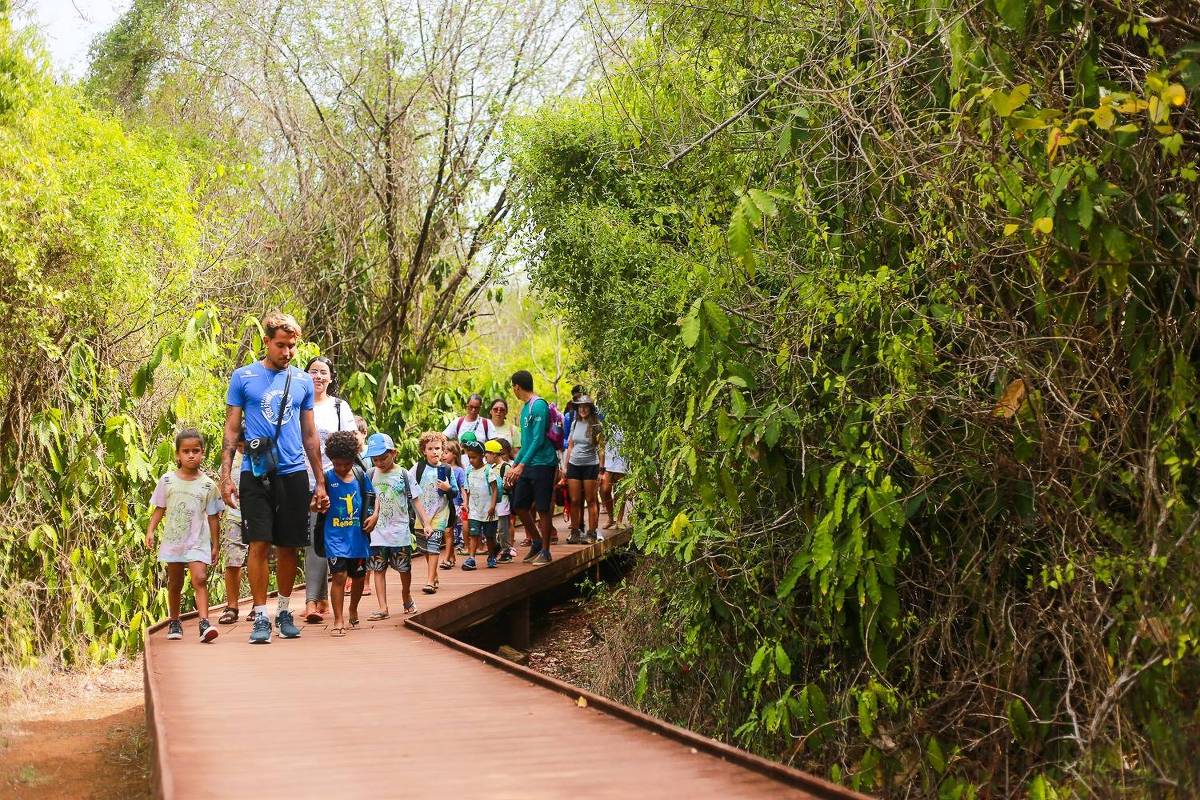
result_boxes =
[335,398,343,428]
[455,416,464,436]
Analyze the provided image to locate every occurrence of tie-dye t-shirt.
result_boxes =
[150,472,224,564]
[369,466,419,548]
[409,462,457,531]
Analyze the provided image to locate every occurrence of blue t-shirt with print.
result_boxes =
[323,467,373,559]
[226,362,315,476]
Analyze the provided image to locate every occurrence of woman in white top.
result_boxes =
[302,356,358,623]
[443,393,493,467]
[486,397,520,450]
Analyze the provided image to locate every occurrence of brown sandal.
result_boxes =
[218,607,238,625]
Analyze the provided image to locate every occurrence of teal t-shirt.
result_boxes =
[516,397,558,467]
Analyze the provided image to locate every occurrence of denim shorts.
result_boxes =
[368,546,412,573]
[413,529,444,555]
[468,519,498,540]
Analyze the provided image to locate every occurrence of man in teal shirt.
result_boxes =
[505,370,558,563]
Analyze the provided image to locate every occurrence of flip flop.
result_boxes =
[349,617,360,628]
[306,611,323,624]
[368,611,389,621]
[439,560,455,570]
[331,627,346,638]
[422,584,436,594]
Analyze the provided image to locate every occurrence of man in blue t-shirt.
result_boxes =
[219,312,329,644]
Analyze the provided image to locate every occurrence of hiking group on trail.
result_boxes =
[144,313,630,643]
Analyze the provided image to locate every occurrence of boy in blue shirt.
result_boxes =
[322,431,376,637]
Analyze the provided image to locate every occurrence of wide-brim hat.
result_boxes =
[574,394,596,408]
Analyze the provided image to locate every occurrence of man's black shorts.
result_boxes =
[239,470,312,548]
[511,464,555,513]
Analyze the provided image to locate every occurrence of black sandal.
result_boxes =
[218,607,238,625]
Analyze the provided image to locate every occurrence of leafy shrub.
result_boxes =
[511,0,1200,793]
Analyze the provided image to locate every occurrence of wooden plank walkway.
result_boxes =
[144,533,867,800]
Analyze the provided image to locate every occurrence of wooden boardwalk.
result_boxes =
[144,533,866,799]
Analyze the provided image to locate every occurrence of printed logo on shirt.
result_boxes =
[260,387,296,425]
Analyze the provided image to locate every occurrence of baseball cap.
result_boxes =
[460,430,479,444]
[364,432,395,457]
[484,439,503,454]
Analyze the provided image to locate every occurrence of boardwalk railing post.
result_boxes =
[508,597,530,650]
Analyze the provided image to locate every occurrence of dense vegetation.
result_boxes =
[4,0,1200,793]
[510,0,1200,794]
[0,3,571,668]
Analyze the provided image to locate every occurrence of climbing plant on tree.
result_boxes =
[511,0,1200,794]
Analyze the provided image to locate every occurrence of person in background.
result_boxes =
[487,398,519,450]
[600,425,629,534]
[410,432,457,594]
[443,393,492,456]
[564,395,604,544]
[486,439,515,561]
[320,431,375,637]
[443,437,468,560]
[218,436,248,625]
[505,370,558,565]
[364,433,428,618]
[302,355,358,624]
[146,429,223,643]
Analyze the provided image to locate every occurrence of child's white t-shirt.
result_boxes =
[409,461,452,531]
[151,472,224,564]
[493,462,511,517]
[465,464,494,522]
[369,466,418,547]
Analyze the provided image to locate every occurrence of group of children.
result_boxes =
[145,425,522,642]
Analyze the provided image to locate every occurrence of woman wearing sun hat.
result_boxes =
[564,394,604,543]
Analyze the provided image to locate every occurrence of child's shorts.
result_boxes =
[368,546,412,573]
[327,557,367,579]
[221,518,247,568]
[468,519,498,540]
[413,529,444,555]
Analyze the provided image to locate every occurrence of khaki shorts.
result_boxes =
[221,517,248,568]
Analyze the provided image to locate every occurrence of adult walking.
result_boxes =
[564,395,603,543]
[505,370,558,564]
[486,397,519,449]
[301,355,358,624]
[600,424,628,531]
[220,313,328,644]
[444,393,493,443]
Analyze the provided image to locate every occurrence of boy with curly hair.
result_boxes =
[410,431,458,594]
[321,430,376,636]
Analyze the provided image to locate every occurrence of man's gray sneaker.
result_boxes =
[167,619,183,640]
[565,528,585,545]
[522,544,542,563]
[249,613,272,644]
[532,550,552,565]
[276,609,301,639]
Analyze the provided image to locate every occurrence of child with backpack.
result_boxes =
[363,432,428,618]
[318,430,376,637]
[486,438,515,561]
[146,429,224,643]
[461,440,500,569]
[410,431,457,594]
[442,438,468,566]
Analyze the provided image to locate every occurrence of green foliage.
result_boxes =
[511,0,1200,793]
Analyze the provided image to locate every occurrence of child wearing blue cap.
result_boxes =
[364,431,428,617]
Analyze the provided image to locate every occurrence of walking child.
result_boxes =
[146,429,224,643]
[320,431,376,637]
[364,432,428,618]
[443,438,468,562]
[461,440,500,570]
[485,439,515,561]
[218,437,249,624]
[410,432,457,594]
